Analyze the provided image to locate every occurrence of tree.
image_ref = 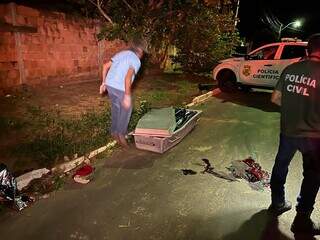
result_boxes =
[171,1,239,72]
[72,0,240,72]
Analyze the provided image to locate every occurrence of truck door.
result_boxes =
[278,44,308,70]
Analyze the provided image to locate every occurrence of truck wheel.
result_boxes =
[217,70,238,93]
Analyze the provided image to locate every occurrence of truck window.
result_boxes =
[281,45,307,59]
[250,46,278,60]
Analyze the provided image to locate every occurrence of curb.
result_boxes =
[16,141,117,190]
[51,141,117,173]
[186,88,221,107]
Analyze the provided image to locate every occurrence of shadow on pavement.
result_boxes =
[104,145,159,169]
[213,89,280,113]
[222,210,316,240]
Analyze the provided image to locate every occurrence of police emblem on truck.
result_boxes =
[242,65,251,76]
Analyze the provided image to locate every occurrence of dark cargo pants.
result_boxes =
[271,133,320,213]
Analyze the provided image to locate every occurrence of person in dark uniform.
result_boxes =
[269,33,320,235]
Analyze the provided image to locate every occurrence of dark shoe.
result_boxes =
[291,213,320,235]
[268,200,292,216]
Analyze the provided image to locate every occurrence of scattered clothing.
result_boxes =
[0,163,30,211]
[228,157,270,191]
[181,157,269,191]
[201,158,238,182]
[16,168,50,191]
[73,175,90,184]
[174,108,197,131]
[73,164,94,184]
[0,163,16,201]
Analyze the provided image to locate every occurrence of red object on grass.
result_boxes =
[73,165,94,177]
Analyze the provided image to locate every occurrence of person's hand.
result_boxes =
[99,84,106,95]
[122,95,131,109]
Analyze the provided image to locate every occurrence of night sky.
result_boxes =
[238,0,320,42]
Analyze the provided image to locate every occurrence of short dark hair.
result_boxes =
[130,38,148,53]
[307,33,320,54]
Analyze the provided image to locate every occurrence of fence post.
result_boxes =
[9,2,25,85]
[96,22,103,82]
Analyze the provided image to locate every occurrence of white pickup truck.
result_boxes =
[213,39,308,92]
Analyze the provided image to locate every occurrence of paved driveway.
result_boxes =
[1,90,319,240]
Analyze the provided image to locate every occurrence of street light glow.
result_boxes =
[278,19,302,40]
[293,20,302,28]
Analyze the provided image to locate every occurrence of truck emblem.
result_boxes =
[242,65,251,76]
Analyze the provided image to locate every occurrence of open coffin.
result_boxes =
[131,107,202,153]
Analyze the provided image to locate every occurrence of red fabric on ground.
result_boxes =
[73,165,93,177]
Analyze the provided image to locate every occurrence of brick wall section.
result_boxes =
[0,3,126,93]
[0,32,19,90]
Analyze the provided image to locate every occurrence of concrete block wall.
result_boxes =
[0,31,19,89]
[0,3,126,93]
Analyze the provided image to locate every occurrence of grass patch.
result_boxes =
[140,82,195,107]
[175,81,195,95]
[12,101,150,168]
[0,116,25,136]
[1,74,207,171]
[149,90,167,101]
[143,90,170,104]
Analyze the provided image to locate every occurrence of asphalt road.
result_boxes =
[1,89,319,240]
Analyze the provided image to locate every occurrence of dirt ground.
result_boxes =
[0,73,211,117]
[0,73,212,174]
